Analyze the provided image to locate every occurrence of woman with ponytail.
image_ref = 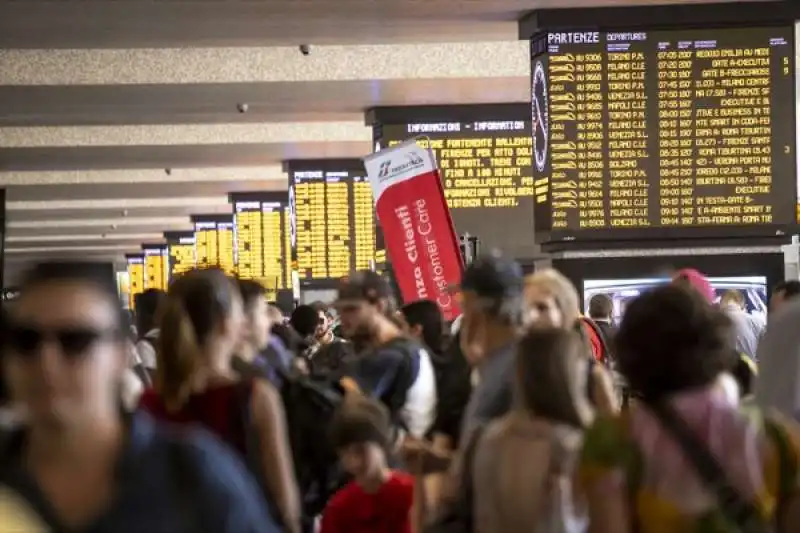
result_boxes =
[523,270,619,415]
[139,269,300,533]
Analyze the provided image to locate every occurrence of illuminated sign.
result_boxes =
[142,244,168,291]
[125,254,145,309]
[287,161,383,287]
[230,192,292,298]
[372,110,535,257]
[191,214,235,274]
[165,231,196,281]
[530,26,796,242]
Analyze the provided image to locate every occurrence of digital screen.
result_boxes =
[126,255,145,309]
[531,27,795,242]
[231,193,292,297]
[142,245,168,291]
[289,166,383,286]
[218,220,236,276]
[165,231,196,280]
[376,122,535,257]
[583,276,767,323]
[192,215,235,274]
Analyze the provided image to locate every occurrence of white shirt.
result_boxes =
[401,347,438,439]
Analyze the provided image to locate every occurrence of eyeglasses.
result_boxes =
[6,324,121,360]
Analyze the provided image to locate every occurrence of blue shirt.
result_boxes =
[0,412,281,533]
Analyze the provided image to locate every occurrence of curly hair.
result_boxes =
[616,284,735,401]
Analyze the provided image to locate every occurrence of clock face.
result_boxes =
[532,59,549,173]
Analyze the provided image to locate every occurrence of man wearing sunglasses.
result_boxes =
[0,262,278,533]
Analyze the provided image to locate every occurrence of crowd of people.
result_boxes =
[2,257,800,532]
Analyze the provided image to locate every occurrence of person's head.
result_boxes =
[616,284,735,401]
[334,270,396,342]
[672,268,715,304]
[399,299,447,356]
[524,269,580,330]
[771,280,800,313]
[157,268,244,410]
[3,262,130,428]
[588,293,613,322]
[311,301,333,339]
[266,304,284,325]
[290,304,323,340]
[236,279,270,352]
[516,328,594,428]
[720,289,745,310]
[329,395,392,480]
[134,289,166,336]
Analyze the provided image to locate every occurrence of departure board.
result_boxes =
[126,255,144,309]
[288,162,383,287]
[192,215,235,274]
[230,192,292,295]
[376,121,535,257]
[165,231,196,280]
[142,245,168,291]
[530,27,796,242]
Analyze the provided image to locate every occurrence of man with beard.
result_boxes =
[290,303,352,380]
[335,270,437,440]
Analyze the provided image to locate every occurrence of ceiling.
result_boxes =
[0,0,756,284]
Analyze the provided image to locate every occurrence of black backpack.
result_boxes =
[233,349,345,525]
[367,337,423,434]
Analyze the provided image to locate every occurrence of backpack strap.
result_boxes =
[580,316,610,365]
[378,338,421,433]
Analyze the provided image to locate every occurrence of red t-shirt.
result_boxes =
[320,472,413,533]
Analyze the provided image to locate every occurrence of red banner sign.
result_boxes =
[363,139,463,320]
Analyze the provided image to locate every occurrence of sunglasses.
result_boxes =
[6,324,121,360]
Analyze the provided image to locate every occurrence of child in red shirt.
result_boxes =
[320,396,414,533]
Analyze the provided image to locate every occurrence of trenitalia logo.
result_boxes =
[378,152,425,181]
[378,160,392,178]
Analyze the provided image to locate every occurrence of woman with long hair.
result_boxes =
[472,328,592,533]
[139,268,300,533]
[523,269,618,414]
[0,262,276,532]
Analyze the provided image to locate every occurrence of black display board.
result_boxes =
[164,231,195,281]
[125,254,144,309]
[368,105,536,259]
[141,243,168,291]
[190,214,235,276]
[530,26,796,245]
[286,159,384,288]
[229,192,292,293]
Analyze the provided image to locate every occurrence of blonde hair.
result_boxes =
[524,269,581,327]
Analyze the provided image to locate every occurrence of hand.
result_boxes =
[401,439,452,475]
[339,376,361,395]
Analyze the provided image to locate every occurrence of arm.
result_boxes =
[250,380,302,533]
